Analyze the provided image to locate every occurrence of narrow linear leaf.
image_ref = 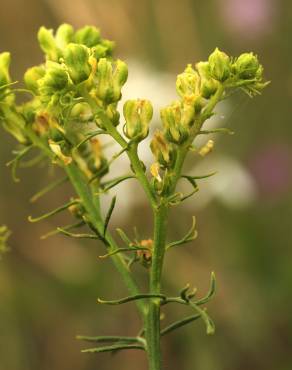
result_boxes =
[75,130,105,149]
[101,175,135,193]
[97,293,166,305]
[28,200,78,223]
[81,344,144,354]
[195,272,216,305]
[30,176,68,203]
[116,228,132,246]
[103,196,117,237]
[189,301,215,335]
[57,228,99,240]
[166,216,198,250]
[181,171,217,180]
[180,188,199,202]
[99,247,148,259]
[198,128,234,135]
[41,221,85,240]
[108,147,128,165]
[76,335,140,344]
[0,81,18,91]
[6,145,33,182]
[19,153,46,168]
[160,313,201,336]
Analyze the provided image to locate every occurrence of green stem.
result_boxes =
[146,204,168,370]
[144,86,225,369]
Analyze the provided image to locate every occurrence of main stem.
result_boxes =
[146,204,168,370]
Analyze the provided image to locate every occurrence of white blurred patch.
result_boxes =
[182,155,257,210]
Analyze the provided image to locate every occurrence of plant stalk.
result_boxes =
[146,204,168,370]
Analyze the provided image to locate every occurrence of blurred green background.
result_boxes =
[0,0,291,370]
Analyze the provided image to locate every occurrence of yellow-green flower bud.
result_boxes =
[70,102,92,122]
[150,130,173,167]
[63,44,91,84]
[160,101,189,144]
[96,58,112,102]
[123,99,153,141]
[208,48,230,82]
[0,105,27,144]
[24,65,45,94]
[234,52,260,79]
[106,104,120,126]
[176,64,200,98]
[37,26,59,61]
[0,52,11,87]
[55,23,74,49]
[96,59,128,103]
[181,94,203,126]
[196,61,210,79]
[75,25,101,47]
[38,61,69,96]
[113,59,128,101]
[200,78,219,99]
[195,61,219,98]
[93,45,108,59]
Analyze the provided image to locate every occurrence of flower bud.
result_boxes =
[74,25,101,47]
[183,94,204,122]
[24,65,45,94]
[55,23,74,49]
[96,58,128,103]
[208,48,230,82]
[0,52,11,87]
[49,139,72,165]
[196,61,211,79]
[37,27,60,61]
[0,105,27,144]
[63,44,91,84]
[176,64,200,98]
[150,130,173,167]
[123,99,153,141]
[106,103,120,126]
[234,52,260,80]
[38,61,69,96]
[200,78,219,99]
[95,58,112,102]
[113,59,128,100]
[70,102,92,121]
[93,45,108,59]
[195,61,218,98]
[160,101,190,144]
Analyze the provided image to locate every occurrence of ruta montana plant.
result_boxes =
[0,24,268,370]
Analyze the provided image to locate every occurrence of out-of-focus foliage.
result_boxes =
[0,1,291,370]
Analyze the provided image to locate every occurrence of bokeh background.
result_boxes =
[0,1,291,370]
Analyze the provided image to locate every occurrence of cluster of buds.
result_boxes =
[37,24,114,63]
[0,26,267,188]
[149,48,267,190]
[0,24,124,181]
[161,48,266,142]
